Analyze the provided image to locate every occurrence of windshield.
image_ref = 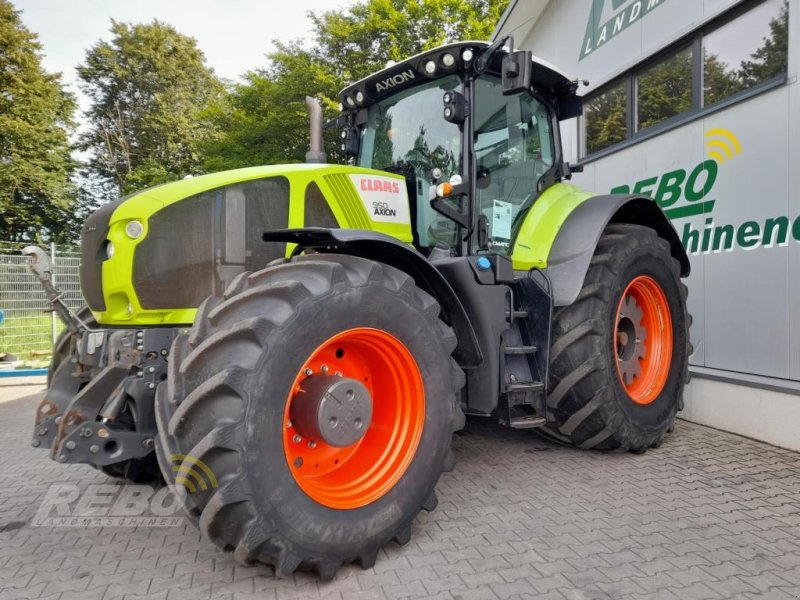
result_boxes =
[358,75,463,248]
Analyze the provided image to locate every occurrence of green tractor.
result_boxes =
[28,39,690,578]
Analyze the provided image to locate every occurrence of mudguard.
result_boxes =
[263,228,482,368]
[545,195,690,306]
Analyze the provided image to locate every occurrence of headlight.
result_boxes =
[424,60,436,75]
[125,220,143,239]
[442,53,455,67]
[106,241,115,259]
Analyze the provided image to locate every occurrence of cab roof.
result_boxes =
[338,41,578,110]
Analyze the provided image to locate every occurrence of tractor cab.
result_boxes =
[337,40,581,256]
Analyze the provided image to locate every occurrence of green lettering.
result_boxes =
[701,218,714,253]
[737,221,761,249]
[610,184,631,194]
[681,221,699,254]
[794,215,800,242]
[655,169,686,208]
[633,177,658,198]
[712,224,735,252]
[763,216,789,247]
[685,160,718,202]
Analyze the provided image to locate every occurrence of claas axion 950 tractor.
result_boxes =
[27,38,690,578]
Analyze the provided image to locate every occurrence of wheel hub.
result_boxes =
[616,294,647,385]
[290,375,373,447]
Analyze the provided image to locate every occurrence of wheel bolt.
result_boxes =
[65,441,76,450]
[285,420,292,428]
[294,457,303,468]
[293,434,302,443]
[335,371,342,377]
[308,441,317,449]
[321,364,329,373]
[304,368,313,376]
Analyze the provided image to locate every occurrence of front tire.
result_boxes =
[543,224,689,452]
[155,254,464,579]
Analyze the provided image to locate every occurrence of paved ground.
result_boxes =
[1,389,799,600]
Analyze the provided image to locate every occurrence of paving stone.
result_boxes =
[1,397,800,600]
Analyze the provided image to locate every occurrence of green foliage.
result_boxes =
[637,48,693,131]
[204,0,509,170]
[0,0,76,242]
[77,20,224,198]
[739,0,788,87]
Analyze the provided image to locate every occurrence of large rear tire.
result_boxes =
[543,224,689,452]
[155,254,464,579]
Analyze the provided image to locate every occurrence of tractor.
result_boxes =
[27,38,690,579]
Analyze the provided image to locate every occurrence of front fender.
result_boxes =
[263,228,482,368]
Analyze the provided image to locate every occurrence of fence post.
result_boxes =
[50,242,57,346]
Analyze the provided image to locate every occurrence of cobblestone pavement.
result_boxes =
[1,391,799,600]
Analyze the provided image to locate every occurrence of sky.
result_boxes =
[16,0,353,109]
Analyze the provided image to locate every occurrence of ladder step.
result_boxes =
[505,345,538,355]
[509,414,546,429]
[507,381,545,393]
[512,310,528,319]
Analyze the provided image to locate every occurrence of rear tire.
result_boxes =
[155,254,464,579]
[542,224,689,452]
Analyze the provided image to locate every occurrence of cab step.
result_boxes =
[507,381,545,393]
[505,345,538,355]
[509,414,547,429]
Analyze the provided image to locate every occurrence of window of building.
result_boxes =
[583,80,629,155]
[581,0,788,158]
[636,46,694,131]
[703,0,789,107]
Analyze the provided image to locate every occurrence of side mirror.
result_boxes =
[501,50,532,95]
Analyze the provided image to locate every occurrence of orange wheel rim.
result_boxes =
[283,328,425,510]
[614,275,673,405]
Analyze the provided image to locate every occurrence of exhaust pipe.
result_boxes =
[305,96,327,164]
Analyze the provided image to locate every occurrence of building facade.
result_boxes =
[494,0,799,450]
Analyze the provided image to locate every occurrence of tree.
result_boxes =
[738,0,788,87]
[77,20,224,198]
[0,0,76,242]
[204,0,508,170]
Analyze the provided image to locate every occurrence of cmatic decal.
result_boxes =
[580,0,669,60]
[609,128,800,255]
[349,174,411,224]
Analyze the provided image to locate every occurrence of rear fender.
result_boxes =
[263,228,482,368]
[545,195,690,306]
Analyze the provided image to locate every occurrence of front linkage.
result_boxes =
[26,247,169,477]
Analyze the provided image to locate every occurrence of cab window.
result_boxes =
[473,77,555,251]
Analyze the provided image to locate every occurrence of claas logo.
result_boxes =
[170,454,218,493]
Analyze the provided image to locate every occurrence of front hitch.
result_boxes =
[22,245,89,335]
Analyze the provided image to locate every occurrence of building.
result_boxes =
[494,0,798,450]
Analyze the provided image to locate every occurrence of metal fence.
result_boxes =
[0,242,83,363]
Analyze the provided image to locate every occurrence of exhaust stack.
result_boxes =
[305,96,327,164]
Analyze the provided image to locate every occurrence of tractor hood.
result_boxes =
[81,164,411,326]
